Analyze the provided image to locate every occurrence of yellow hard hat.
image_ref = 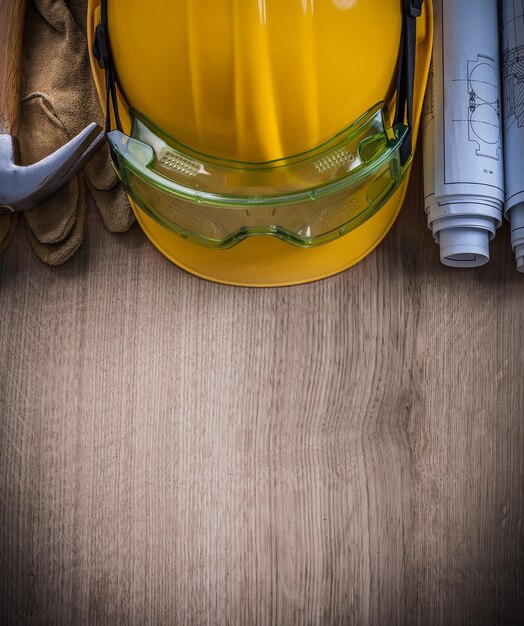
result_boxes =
[88,0,432,286]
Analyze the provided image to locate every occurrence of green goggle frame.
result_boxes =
[107,102,410,249]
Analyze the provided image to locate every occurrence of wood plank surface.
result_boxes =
[0,155,523,625]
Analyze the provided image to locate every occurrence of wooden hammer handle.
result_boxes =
[0,0,27,135]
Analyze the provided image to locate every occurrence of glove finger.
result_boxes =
[0,215,18,255]
[25,177,86,266]
[65,0,88,37]
[84,142,121,192]
[19,94,79,244]
[86,180,135,233]
[32,0,75,32]
[84,144,134,233]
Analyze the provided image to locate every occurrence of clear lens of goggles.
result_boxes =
[107,103,409,249]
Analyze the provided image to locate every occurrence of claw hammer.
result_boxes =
[0,0,104,213]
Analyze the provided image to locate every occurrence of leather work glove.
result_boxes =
[0,214,18,255]
[0,0,134,265]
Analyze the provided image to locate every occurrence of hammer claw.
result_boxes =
[0,123,105,213]
[33,123,105,197]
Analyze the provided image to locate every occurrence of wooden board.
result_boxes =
[1,156,523,625]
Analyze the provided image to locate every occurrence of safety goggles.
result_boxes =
[106,103,410,249]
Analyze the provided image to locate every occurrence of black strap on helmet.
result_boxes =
[93,0,423,166]
[395,0,424,165]
[92,0,122,135]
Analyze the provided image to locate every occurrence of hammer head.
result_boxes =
[0,123,104,213]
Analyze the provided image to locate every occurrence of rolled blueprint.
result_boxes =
[502,0,524,272]
[423,0,504,267]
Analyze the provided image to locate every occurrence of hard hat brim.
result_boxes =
[133,173,411,286]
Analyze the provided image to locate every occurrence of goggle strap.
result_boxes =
[93,0,123,146]
[395,0,424,165]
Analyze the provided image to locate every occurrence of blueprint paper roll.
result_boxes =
[423,0,504,267]
[510,204,524,272]
[436,217,496,267]
[502,0,524,272]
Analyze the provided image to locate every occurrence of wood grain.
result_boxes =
[0,155,523,625]
[0,0,26,135]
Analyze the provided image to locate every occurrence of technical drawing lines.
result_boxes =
[467,54,501,159]
[423,59,434,128]
[503,0,524,131]
[451,52,502,161]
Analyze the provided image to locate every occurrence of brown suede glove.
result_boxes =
[0,0,134,265]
